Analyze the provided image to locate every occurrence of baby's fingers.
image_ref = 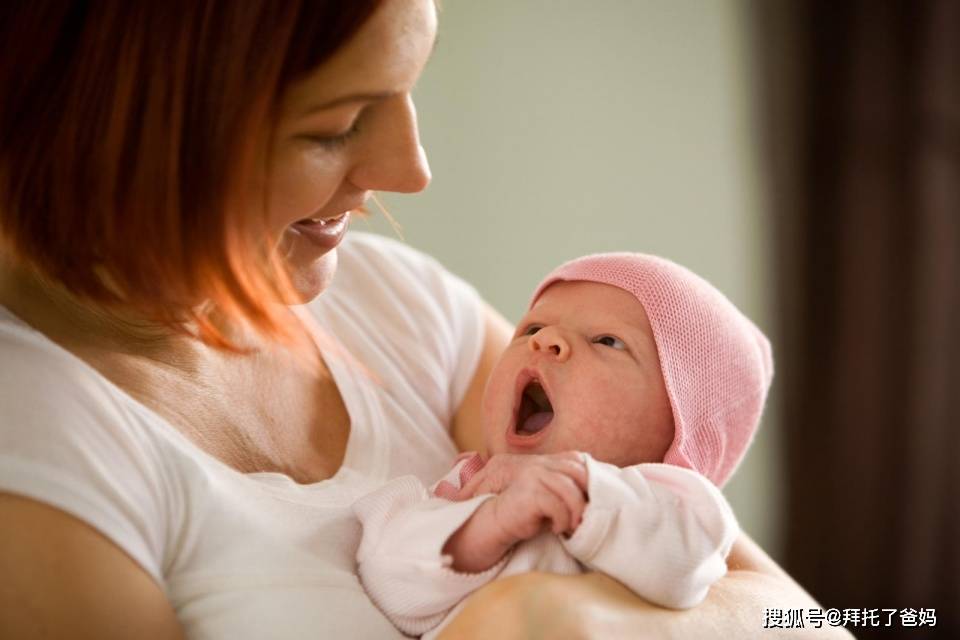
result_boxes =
[454,466,501,500]
[543,452,589,494]
[534,483,573,535]
[540,472,587,533]
[453,472,483,500]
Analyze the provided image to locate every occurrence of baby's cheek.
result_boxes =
[479,359,516,440]
[481,360,512,411]
[572,378,649,461]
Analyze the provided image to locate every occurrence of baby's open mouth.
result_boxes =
[515,380,554,436]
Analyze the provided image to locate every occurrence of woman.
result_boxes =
[0,1,848,638]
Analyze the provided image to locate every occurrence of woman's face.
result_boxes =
[265,0,436,300]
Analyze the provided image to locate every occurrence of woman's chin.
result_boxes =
[283,250,338,304]
[273,215,351,304]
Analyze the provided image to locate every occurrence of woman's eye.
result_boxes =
[593,335,627,350]
[304,121,361,150]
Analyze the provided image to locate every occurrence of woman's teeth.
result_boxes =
[299,214,339,226]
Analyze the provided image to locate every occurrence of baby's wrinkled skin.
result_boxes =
[443,281,675,572]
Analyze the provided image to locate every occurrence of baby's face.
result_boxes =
[481,281,675,467]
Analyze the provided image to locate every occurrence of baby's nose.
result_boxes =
[528,326,571,362]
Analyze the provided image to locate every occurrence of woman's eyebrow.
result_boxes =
[300,37,440,117]
[300,91,397,116]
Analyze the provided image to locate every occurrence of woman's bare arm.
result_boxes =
[450,302,514,454]
[0,493,185,640]
[439,532,855,640]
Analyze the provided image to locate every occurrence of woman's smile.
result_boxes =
[289,211,351,251]
[264,0,435,302]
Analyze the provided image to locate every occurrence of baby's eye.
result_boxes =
[593,335,627,350]
[521,324,543,337]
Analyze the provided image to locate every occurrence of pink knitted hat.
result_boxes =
[530,253,773,487]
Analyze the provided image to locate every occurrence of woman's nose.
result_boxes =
[348,94,431,194]
[528,326,571,362]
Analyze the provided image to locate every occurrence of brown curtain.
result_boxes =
[754,1,960,638]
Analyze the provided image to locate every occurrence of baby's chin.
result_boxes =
[482,439,504,455]
[483,438,516,457]
[488,439,554,457]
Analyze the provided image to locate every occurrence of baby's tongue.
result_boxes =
[519,411,552,435]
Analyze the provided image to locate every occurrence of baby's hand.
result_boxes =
[487,457,589,540]
[443,453,589,573]
[455,451,588,501]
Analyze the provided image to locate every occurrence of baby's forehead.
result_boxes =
[527,280,653,334]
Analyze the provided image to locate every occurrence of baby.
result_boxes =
[353,253,773,639]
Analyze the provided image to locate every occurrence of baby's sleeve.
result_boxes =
[561,455,738,609]
[353,474,505,637]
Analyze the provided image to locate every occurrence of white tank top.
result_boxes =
[0,232,485,639]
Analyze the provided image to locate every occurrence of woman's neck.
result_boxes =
[0,253,232,368]
[0,251,321,379]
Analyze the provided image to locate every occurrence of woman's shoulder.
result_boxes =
[311,232,486,456]
[338,229,439,266]
[0,308,129,425]
[335,231,470,297]
[333,229,483,345]
[318,231,479,347]
[0,305,174,482]
[0,307,175,581]
[332,231,481,322]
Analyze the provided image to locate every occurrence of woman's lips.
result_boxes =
[289,211,351,250]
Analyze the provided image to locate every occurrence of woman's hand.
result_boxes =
[436,571,652,640]
[438,532,858,640]
[435,572,598,640]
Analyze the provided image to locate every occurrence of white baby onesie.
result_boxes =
[353,452,738,639]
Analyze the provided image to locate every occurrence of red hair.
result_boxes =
[0,1,383,349]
